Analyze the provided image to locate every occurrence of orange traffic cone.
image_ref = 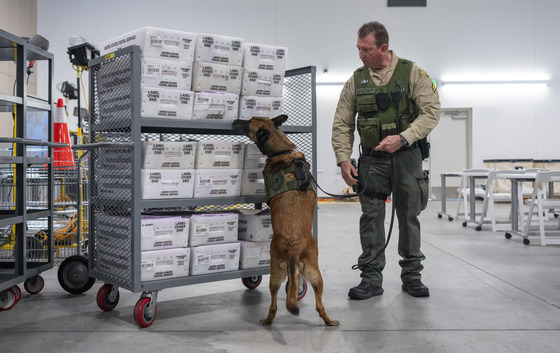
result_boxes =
[53,98,75,168]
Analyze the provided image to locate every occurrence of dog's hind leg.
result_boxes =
[304,266,340,326]
[260,263,286,325]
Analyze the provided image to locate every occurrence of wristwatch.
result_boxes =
[399,134,409,146]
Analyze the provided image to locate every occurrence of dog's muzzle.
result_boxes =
[232,120,250,135]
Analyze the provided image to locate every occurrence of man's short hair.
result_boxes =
[358,21,389,48]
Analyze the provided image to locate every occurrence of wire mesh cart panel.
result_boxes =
[87,45,316,326]
[0,29,56,311]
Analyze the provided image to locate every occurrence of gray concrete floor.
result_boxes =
[1,201,560,353]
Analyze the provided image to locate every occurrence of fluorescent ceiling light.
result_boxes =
[441,79,549,85]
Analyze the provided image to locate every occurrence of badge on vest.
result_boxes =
[361,79,369,84]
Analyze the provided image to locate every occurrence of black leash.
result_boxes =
[299,148,397,271]
[351,155,396,270]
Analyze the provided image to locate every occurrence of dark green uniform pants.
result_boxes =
[357,147,428,287]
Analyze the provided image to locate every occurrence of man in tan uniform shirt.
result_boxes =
[332,21,440,299]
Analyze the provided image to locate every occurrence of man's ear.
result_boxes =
[272,114,288,127]
[380,43,389,54]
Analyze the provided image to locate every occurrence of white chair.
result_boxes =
[456,168,490,225]
[479,169,524,231]
[523,170,560,245]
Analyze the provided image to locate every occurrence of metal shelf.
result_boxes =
[0,29,55,301]
[88,45,317,295]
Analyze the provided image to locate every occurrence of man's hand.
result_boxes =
[340,160,358,187]
[375,135,403,153]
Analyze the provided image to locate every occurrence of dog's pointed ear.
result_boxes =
[256,127,271,144]
[272,114,288,128]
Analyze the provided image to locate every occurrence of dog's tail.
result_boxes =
[286,259,300,316]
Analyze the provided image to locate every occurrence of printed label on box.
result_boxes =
[100,26,197,61]
[195,33,244,66]
[192,91,239,121]
[141,141,197,169]
[141,169,195,199]
[192,62,242,95]
[195,141,244,169]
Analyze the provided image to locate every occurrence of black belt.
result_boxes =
[361,143,417,159]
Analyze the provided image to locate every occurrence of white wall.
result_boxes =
[37,0,560,195]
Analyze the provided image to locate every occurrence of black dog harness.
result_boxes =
[262,159,316,202]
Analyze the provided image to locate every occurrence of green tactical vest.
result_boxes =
[354,58,419,149]
[262,161,316,202]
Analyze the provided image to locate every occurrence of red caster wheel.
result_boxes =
[96,284,120,311]
[242,275,262,289]
[134,297,157,328]
[24,275,44,294]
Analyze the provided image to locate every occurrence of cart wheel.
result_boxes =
[58,255,96,294]
[24,275,44,294]
[448,216,454,221]
[0,289,17,311]
[523,238,530,245]
[11,285,21,302]
[462,222,467,227]
[96,284,120,311]
[298,279,308,301]
[475,226,482,231]
[242,275,262,289]
[134,297,157,328]
[505,232,512,239]
[438,214,442,219]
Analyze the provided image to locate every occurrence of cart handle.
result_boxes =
[71,142,134,150]
[0,137,68,148]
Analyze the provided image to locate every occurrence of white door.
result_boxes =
[426,108,472,200]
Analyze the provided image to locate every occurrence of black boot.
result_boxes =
[402,279,430,297]
[348,281,384,300]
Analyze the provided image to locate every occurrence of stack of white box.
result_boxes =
[140,141,197,199]
[140,215,191,282]
[238,43,288,120]
[96,212,192,282]
[188,212,241,275]
[191,33,244,121]
[237,209,272,269]
[99,26,198,120]
[193,140,244,198]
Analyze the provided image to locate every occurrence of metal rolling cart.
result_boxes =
[0,29,57,310]
[51,152,95,294]
[87,45,317,327]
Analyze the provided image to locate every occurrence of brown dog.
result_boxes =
[232,115,339,326]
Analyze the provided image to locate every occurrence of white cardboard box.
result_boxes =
[242,43,288,72]
[192,91,239,121]
[141,87,194,120]
[141,58,193,91]
[141,141,197,169]
[100,26,197,61]
[241,69,284,97]
[192,62,242,94]
[141,169,195,199]
[141,216,190,251]
[241,169,265,196]
[238,210,273,242]
[190,242,240,275]
[238,96,283,120]
[195,33,244,66]
[193,169,242,198]
[243,143,267,169]
[141,247,190,282]
[239,240,271,269]
[189,213,238,246]
[195,141,244,169]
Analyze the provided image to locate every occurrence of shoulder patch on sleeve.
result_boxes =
[421,69,437,93]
